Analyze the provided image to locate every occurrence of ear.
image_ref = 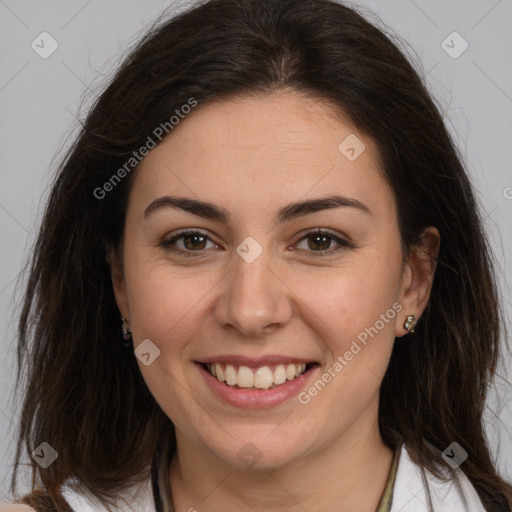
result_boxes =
[396,226,440,337]
[105,241,130,321]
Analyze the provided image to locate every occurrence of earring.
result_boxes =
[404,314,416,333]
[121,316,132,346]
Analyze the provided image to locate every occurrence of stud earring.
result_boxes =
[121,316,132,346]
[404,314,416,333]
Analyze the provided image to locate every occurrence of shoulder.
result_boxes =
[391,443,487,512]
[60,476,156,512]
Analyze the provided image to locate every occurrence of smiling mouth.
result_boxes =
[201,362,318,390]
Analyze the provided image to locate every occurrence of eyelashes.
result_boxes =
[289,229,353,258]
[161,230,214,256]
[160,228,354,259]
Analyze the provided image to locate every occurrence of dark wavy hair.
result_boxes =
[9,0,512,510]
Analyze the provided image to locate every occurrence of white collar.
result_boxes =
[61,476,156,512]
[61,444,486,511]
[391,444,486,511]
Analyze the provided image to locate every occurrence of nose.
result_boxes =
[213,244,293,339]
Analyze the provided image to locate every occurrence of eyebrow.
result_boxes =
[143,194,371,223]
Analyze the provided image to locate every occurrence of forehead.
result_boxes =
[130,90,395,220]
[149,90,379,162]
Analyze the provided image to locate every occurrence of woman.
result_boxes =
[4,0,512,510]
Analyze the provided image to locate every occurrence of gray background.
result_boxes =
[1,0,511,501]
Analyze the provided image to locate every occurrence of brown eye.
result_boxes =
[161,230,217,256]
[161,229,352,258]
[294,229,353,258]
[305,233,332,251]
[182,233,208,250]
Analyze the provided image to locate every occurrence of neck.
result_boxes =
[168,415,394,511]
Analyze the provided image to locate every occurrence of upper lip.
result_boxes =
[197,355,317,368]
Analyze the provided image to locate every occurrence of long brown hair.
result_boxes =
[10,0,512,510]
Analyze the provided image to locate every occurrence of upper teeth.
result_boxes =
[208,363,307,389]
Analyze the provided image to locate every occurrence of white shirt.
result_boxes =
[59,444,487,512]
[391,444,486,511]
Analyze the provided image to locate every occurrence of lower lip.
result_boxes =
[196,363,318,409]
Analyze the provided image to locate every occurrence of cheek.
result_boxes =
[298,257,401,334]
[123,246,216,342]
[293,256,402,390]
[123,263,210,424]
[319,282,398,368]
[297,285,398,428]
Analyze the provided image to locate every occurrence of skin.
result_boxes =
[108,89,440,512]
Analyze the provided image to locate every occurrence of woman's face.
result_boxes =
[111,90,433,471]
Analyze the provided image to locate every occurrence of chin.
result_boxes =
[206,432,309,472]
